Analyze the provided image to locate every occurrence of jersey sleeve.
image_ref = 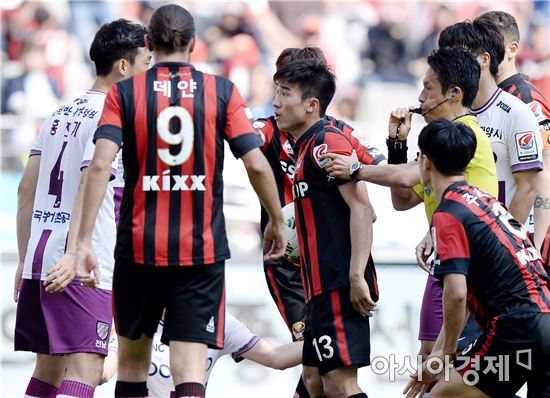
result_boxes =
[221,314,260,363]
[81,137,118,180]
[508,107,544,173]
[312,129,354,187]
[528,99,550,152]
[94,84,123,148]
[432,211,470,278]
[225,85,262,158]
[29,129,44,157]
[253,117,276,152]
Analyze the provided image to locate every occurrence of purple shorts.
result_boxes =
[14,278,112,355]
[418,274,443,341]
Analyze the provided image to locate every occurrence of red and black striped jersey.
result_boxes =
[499,73,550,151]
[432,182,550,331]
[255,115,385,235]
[293,119,378,301]
[541,225,550,274]
[95,62,261,266]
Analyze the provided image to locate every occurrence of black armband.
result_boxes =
[386,137,408,164]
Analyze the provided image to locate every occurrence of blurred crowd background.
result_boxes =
[1,0,549,257]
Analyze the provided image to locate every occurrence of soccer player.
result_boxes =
[438,19,543,240]
[101,313,304,396]
[475,10,550,250]
[74,5,286,398]
[14,19,150,398]
[274,59,376,398]
[322,47,498,360]
[404,119,550,398]
[256,46,383,398]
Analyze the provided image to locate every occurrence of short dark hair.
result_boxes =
[475,11,520,44]
[273,59,336,117]
[427,47,480,108]
[438,20,505,77]
[418,119,477,176]
[89,19,146,77]
[275,47,328,71]
[148,4,195,54]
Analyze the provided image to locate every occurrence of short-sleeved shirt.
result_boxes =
[499,73,550,152]
[413,114,498,222]
[23,90,118,290]
[293,120,374,301]
[256,115,385,235]
[471,88,543,231]
[431,181,550,332]
[95,62,261,266]
[108,313,258,397]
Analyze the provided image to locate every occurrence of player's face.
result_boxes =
[418,151,431,188]
[128,47,152,75]
[273,80,309,133]
[418,68,451,123]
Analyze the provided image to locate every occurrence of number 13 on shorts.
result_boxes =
[312,335,334,361]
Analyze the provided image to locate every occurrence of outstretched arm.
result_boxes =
[241,339,303,370]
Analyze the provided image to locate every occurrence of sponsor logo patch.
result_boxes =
[515,131,538,161]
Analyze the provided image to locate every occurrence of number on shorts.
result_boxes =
[492,201,528,240]
[157,106,194,166]
[312,335,334,362]
[48,141,68,208]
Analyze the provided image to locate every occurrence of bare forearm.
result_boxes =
[357,162,420,187]
[349,205,374,280]
[77,163,111,242]
[509,187,537,225]
[16,191,34,263]
[442,287,466,355]
[534,153,550,248]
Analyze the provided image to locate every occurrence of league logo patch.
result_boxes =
[528,101,544,122]
[96,321,110,341]
[515,131,538,161]
[312,144,329,168]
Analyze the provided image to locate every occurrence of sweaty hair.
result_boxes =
[89,19,146,77]
[427,48,480,108]
[148,4,195,54]
[418,119,477,176]
[475,11,520,44]
[438,20,505,77]
[273,59,336,117]
[275,47,328,71]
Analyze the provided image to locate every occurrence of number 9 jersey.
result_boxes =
[95,62,261,266]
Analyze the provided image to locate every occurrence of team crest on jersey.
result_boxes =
[292,321,305,340]
[528,101,544,122]
[515,131,538,161]
[96,321,110,341]
[283,139,294,156]
[312,144,329,168]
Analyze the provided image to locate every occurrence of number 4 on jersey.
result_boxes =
[48,141,68,208]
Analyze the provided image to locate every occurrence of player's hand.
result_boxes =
[44,252,76,293]
[263,219,287,262]
[415,231,434,273]
[322,150,359,180]
[389,107,414,140]
[75,242,100,288]
[14,261,23,302]
[349,276,377,317]
[403,349,445,398]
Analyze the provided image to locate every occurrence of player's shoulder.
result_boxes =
[253,116,276,131]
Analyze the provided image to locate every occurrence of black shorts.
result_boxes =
[302,286,371,375]
[455,313,550,398]
[113,258,225,349]
[264,258,307,340]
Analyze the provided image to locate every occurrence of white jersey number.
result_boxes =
[312,335,334,362]
[157,106,194,166]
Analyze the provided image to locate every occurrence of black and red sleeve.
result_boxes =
[94,84,123,148]
[432,211,471,278]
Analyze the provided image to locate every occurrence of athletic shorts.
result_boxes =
[264,258,307,340]
[113,258,225,349]
[14,278,112,355]
[454,313,550,398]
[302,286,371,375]
[419,275,482,349]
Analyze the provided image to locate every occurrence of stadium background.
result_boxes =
[1,0,547,396]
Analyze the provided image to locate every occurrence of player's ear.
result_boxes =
[306,98,320,115]
[507,41,519,59]
[117,58,128,77]
[188,36,196,55]
[145,34,153,51]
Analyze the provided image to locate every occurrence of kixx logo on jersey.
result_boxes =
[515,131,538,161]
[313,144,329,168]
[143,170,206,191]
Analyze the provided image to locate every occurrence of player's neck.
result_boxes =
[90,76,115,95]
[432,174,465,203]
[496,62,518,85]
[289,116,322,139]
[472,74,499,110]
[154,51,191,64]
